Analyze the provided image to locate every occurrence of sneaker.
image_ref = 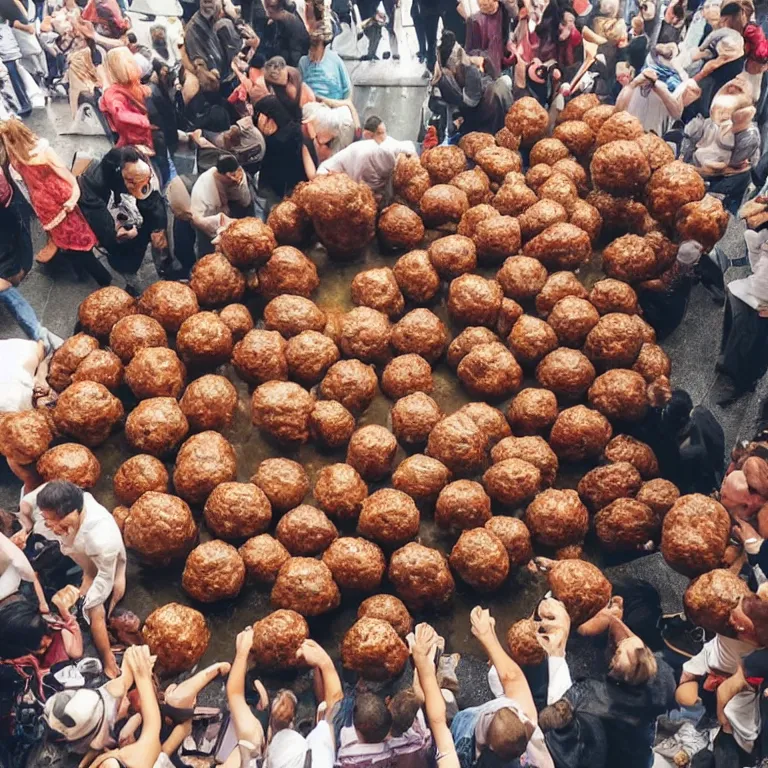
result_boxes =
[436,653,460,693]
[76,658,103,676]
[660,614,705,658]
[41,328,63,355]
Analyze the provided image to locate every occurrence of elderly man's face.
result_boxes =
[200,0,221,20]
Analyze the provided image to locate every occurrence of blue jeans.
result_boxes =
[5,59,31,115]
[0,286,43,341]
[450,705,482,768]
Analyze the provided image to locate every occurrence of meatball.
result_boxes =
[475,146,523,182]
[631,315,657,344]
[474,217,522,262]
[538,173,579,213]
[218,304,254,341]
[547,559,612,626]
[251,459,309,512]
[581,104,615,133]
[181,540,245,603]
[285,331,340,385]
[589,279,639,315]
[309,400,356,448]
[595,498,660,551]
[358,488,419,546]
[173,430,237,505]
[313,463,368,522]
[588,369,649,422]
[604,434,659,479]
[675,195,729,252]
[483,459,542,507]
[447,327,500,369]
[251,381,315,444]
[557,93,600,123]
[427,412,488,476]
[491,436,558,487]
[239,534,291,584]
[526,164,554,191]
[507,388,559,435]
[646,161,706,224]
[393,153,431,206]
[264,295,326,338]
[525,488,588,548]
[553,158,588,193]
[552,120,595,156]
[458,203,500,238]
[125,347,186,400]
[507,618,546,666]
[350,267,405,318]
[189,253,246,307]
[179,374,238,432]
[323,537,386,591]
[204,482,272,539]
[447,275,503,328]
[505,97,548,146]
[391,309,449,363]
[341,618,409,680]
[251,609,309,671]
[602,234,658,283]
[495,126,522,150]
[590,140,651,195]
[586,190,649,234]
[390,391,443,445]
[419,185,470,227]
[644,231,678,274]
[358,595,413,638]
[276,504,338,555]
[78,286,137,338]
[496,301,528,336]
[450,167,492,207]
[340,307,392,364]
[486,517,533,566]
[392,250,441,303]
[175,312,233,368]
[271,557,341,616]
[497,256,548,303]
[231,330,287,385]
[595,111,644,146]
[547,297,600,347]
[636,478,680,517]
[218,217,276,268]
[684,569,752,636]
[381,354,433,400]
[577,461,642,511]
[549,405,612,461]
[124,491,197,564]
[635,132,675,171]
[523,223,592,271]
[428,235,477,279]
[256,246,319,300]
[266,199,311,245]
[508,316,559,366]
[48,333,101,391]
[569,200,603,243]
[392,454,451,505]
[125,397,189,456]
[661,494,731,576]
[113,454,169,505]
[492,182,538,217]
[389,542,455,609]
[450,528,510,590]
[457,342,522,398]
[37,443,100,488]
[138,281,199,334]
[435,480,492,531]
[530,137,571,167]
[535,348,595,399]
[142,603,209,674]
[535,271,589,317]
[584,312,644,368]
[421,145,467,184]
[71,349,124,391]
[347,425,398,481]
[460,131,497,160]
[53,381,124,446]
[320,359,378,414]
[518,200,569,241]
[459,402,512,445]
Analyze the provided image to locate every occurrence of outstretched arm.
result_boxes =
[226,628,266,753]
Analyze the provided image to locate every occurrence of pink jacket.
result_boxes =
[99,85,153,150]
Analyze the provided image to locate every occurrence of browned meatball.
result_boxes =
[631,315,657,344]
[285,331,339,385]
[526,164,554,190]
[257,246,319,299]
[175,312,233,368]
[232,329,288,385]
[584,313,644,368]
[525,488,588,547]
[53,381,124,446]
[535,271,589,317]
[483,458,542,507]
[323,537,386,591]
[635,133,675,171]
[475,146,523,182]
[48,333,101,391]
[218,217,276,268]
[497,256,548,303]
[595,498,660,551]
[595,111,644,146]
[351,268,405,318]
[538,173,579,213]
[508,316,559,366]
[547,559,612,626]
[684,569,752,636]
[347,425,398,480]
[392,250,441,303]
[276,504,338,555]
[577,461,642,511]
[179,375,238,432]
[602,234,658,283]
[393,153,431,206]
[138,281,199,334]
[569,200,602,243]
[636,478,680,517]
[450,528,510,590]
[549,405,612,461]
[392,454,451,505]
[389,542,455,609]
[189,253,246,307]
[359,595,413,638]
[251,458,309,512]
[251,609,309,670]
[535,348,595,400]
[492,182,538,217]
[553,158,588,193]
[460,131,497,159]
[604,434,659,479]
[582,104,615,133]
[447,275,503,328]
[78,286,137,338]
[391,309,449,363]
[382,354,433,399]
[459,402,512,445]
[271,557,341,616]
[125,347,186,400]
[113,454,169,505]
[589,279,639,315]
[204,482,272,539]
[661,494,731,576]
[421,145,467,183]
[646,161,706,224]
[458,203,500,238]
[320,363,378,421]
[486,517,533,566]
[590,140,651,195]
[457,342,522,398]
[182,540,245,602]
[342,618,409,680]
[435,480,492,531]
[495,127,522,150]
[428,235,477,279]
[70,349,123,391]
[505,97,548,146]
[420,185,470,227]
[340,307,392,364]
[507,618,546,666]
[239,534,291,584]
[675,195,729,252]
[447,327,500,369]
[547,297,600,347]
[125,397,189,456]
[266,199,311,245]
[219,304,254,341]
[124,491,197,564]
[358,488,420,546]
[507,388,559,435]
[450,167,493,207]
[427,412,488,476]
[518,200,569,241]
[309,400,356,448]
[557,93,600,123]
[586,190,649,234]
[552,120,595,156]
[390,391,443,445]
[530,137,571,167]
[142,603,210,674]
[524,223,592,271]
[474,217,522,263]
[491,436,558,487]
[313,463,368,522]
[589,367,649,421]
[251,381,315,443]
[173,430,237,504]
[37,443,100,488]
[264,295,326,338]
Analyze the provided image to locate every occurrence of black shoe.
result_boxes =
[383,51,391,59]
[361,53,379,60]
[393,53,400,59]
[660,614,705,658]
[417,52,426,62]
[123,283,141,298]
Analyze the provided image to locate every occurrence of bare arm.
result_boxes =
[117,647,162,767]
[651,80,684,120]
[302,144,316,181]
[227,628,265,751]
[717,666,751,732]
[614,80,639,112]
[46,150,81,209]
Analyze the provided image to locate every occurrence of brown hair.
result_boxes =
[742,596,768,647]
[105,47,149,105]
[487,708,530,760]
[0,120,39,164]
[538,699,574,732]
[389,689,421,738]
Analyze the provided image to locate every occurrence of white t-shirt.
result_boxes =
[0,531,35,600]
[683,634,756,677]
[265,723,334,768]
[0,339,40,412]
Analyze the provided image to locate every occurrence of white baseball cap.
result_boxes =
[44,688,105,742]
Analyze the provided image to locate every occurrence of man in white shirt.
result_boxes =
[0,530,47,611]
[0,337,47,413]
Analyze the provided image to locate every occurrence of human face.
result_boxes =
[265,0,282,19]
[478,0,499,14]
[730,600,759,645]
[41,508,79,538]
[266,66,288,85]
[372,122,387,143]
[199,0,220,20]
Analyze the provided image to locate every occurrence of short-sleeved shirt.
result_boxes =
[298,48,351,101]
[0,338,39,412]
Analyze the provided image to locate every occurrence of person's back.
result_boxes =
[338,692,392,766]
[387,690,433,768]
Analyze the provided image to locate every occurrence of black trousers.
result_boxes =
[719,292,768,393]
[62,249,112,286]
[412,6,439,67]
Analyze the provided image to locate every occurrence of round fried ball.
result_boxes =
[447,275,503,327]
[508,316,559,366]
[347,425,398,481]
[391,309,449,363]
[584,312,644,368]
[175,312,233,368]
[392,250,441,303]
[535,271,589,316]
[257,246,319,300]
[595,111,644,146]
[535,348,595,399]
[37,443,100,488]
[218,217,276,268]
[483,458,542,507]
[285,331,340,385]
[553,158,588,193]
[53,381,123,446]
[582,104,615,133]
[459,402,511,445]
[388,542,455,609]
[460,131,497,160]
[419,185,469,227]
[125,347,186,400]
[450,167,493,207]
[392,454,451,505]
[474,217,522,263]
[497,256,548,302]
[435,480,492,531]
[538,173,579,213]
[378,203,426,250]
[182,540,245,603]
[450,528,509,591]
[125,397,189,456]
[219,304,254,341]
[309,400,356,448]
[569,200,603,243]
[276,504,338,555]
[251,381,315,443]
[239,534,291,584]
[492,182,538,217]
[340,307,392,364]
[427,412,488,476]
[232,330,288,385]
[675,195,729,252]
[507,618,546,666]
[526,164,554,190]
[495,126,522,150]
[358,488,420,547]
[557,93,600,123]
[491,436,558,487]
[173,430,237,504]
[547,297,600,347]
[113,454,169,505]
[549,405,612,461]
[505,97,548,146]
[142,603,209,674]
[587,190,649,234]
[381,354,433,399]
[78,286,137,338]
[590,140,651,194]
[525,488,588,548]
[428,235,477,279]
[518,199,569,241]
[204,482,272,539]
[635,132,675,171]
[588,369,649,422]
[320,359,378,414]
[189,253,246,307]
[48,333,101,391]
[475,145,523,182]
[604,434,659,479]
[589,279,639,315]
[595,497,660,551]
[523,223,592,271]
[266,199,311,245]
[458,203,500,238]
[507,388,558,435]
[359,595,413,638]
[391,391,443,445]
[577,461,642,511]
[646,161,706,224]
[636,478,679,517]
[341,617,409,680]
[251,458,309,513]
[313,463,368,522]
[323,537,386,591]
[393,153,431,206]
[631,315,657,344]
[552,120,595,156]
[180,374,238,432]
[497,298,529,341]
[351,267,405,319]
[124,491,197,564]
[486,517,533,566]
[271,557,341,616]
[138,281,199,334]
[71,349,123,391]
[602,234,658,283]
[447,327,500,369]
[457,342,522,398]
[547,559,612,626]
[263,295,326,338]
[421,145,467,183]
[684,569,752,636]
[251,609,309,670]
[530,138,571,167]
[0,413,50,467]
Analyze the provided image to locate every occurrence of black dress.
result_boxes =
[259,125,316,198]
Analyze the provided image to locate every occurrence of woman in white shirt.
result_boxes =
[0,530,47,612]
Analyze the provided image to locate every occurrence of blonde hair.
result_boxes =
[0,119,39,164]
[105,46,149,104]
[609,639,658,686]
